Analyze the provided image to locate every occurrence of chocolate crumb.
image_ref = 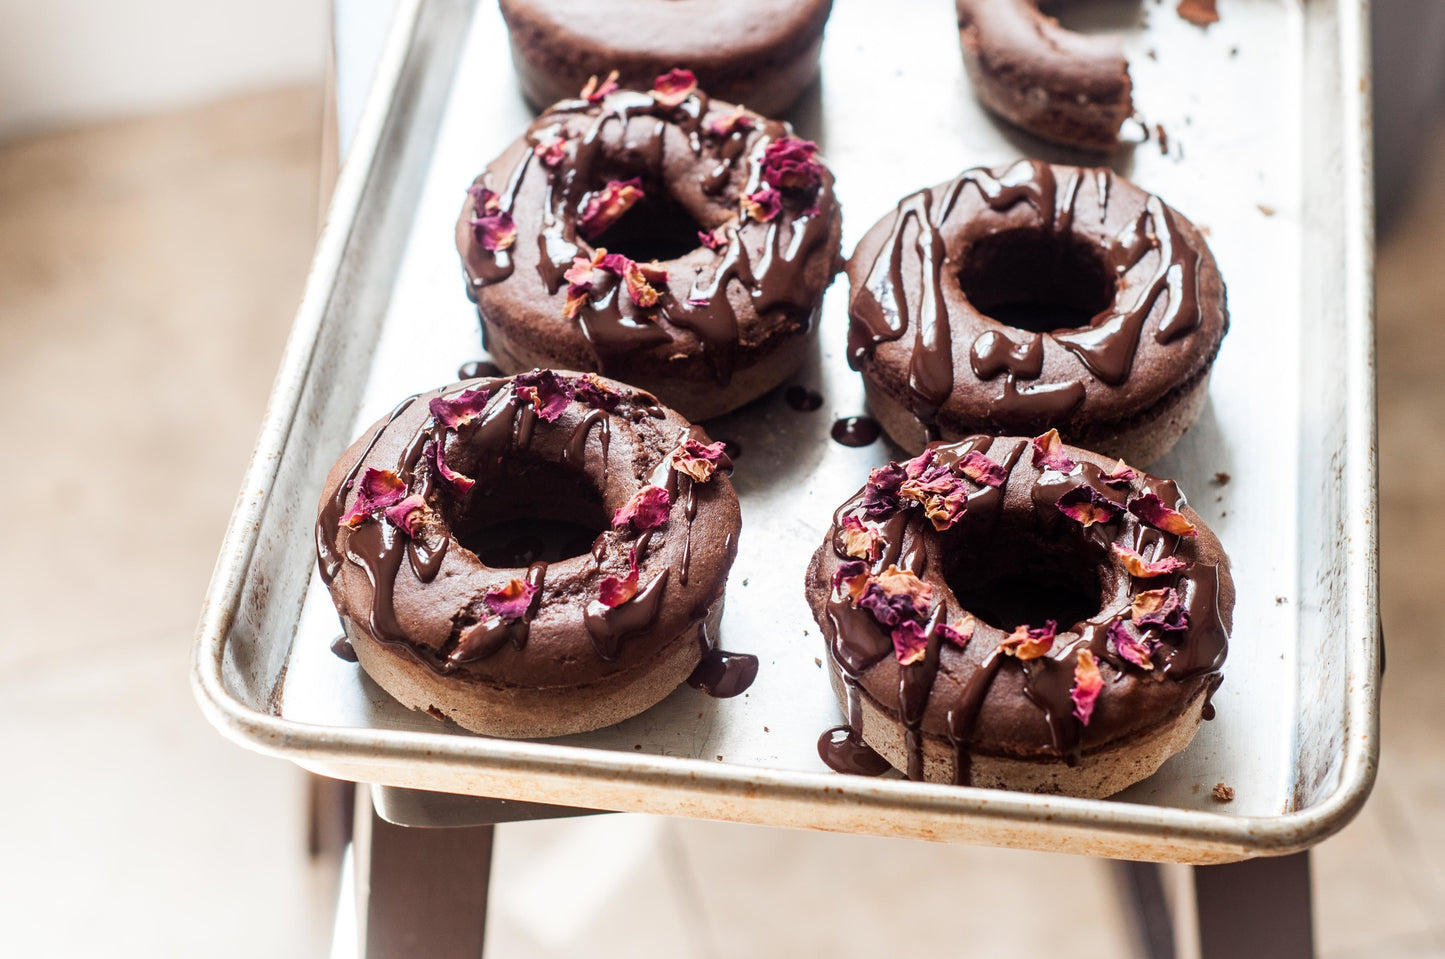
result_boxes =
[764,726,770,733]
[1258,204,1276,217]
[1178,0,1219,27]
[1276,596,1288,605]
[634,744,642,750]
[1212,782,1235,801]
[814,657,823,668]
[1155,123,1170,155]
[1230,46,1239,57]
[742,578,749,587]
[716,755,724,761]
[1213,471,1231,485]
[1146,48,1157,60]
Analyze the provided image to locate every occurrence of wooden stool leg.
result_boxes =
[1194,852,1313,959]
[307,774,356,858]
[352,789,495,959]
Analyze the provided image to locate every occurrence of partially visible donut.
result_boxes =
[846,159,1227,465]
[457,73,844,421]
[316,370,744,738]
[499,0,834,118]
[956,0,1133,151]
[804,433,1232,797]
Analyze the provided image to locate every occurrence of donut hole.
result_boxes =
[588,187,705,263]
[443,457,608,567]
[958,228,1115,333]
[943,519,1104,632]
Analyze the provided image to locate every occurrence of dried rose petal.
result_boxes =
[513,369,575,422]
[382,494,428,538]
[958,451,1006,487]
[651,68,698,108]
[1071,649,1104,725]
[707,106,755,137]
[469,210,516,252]
[761,137,823,195]
[891,620,929,666]
[564,250,605,290]
[1031,429,1077,472]
[613,485,671,531]
[939,615,977,650]
[740,188,782,223]
[1112,544,1187,578]
[427,439,474,494]
[1056,485,1124,527]
[1131,587,1189,632]
[671,438,729,483]
[1129,493,1198,536]
[902,448,937,480]
[598,550,640,607]
[340,468,407,527]
[1107,618,1157,670]
[485,577,538,622]
[839,516,880,562]
[999,620,1058,660]
[428,388,490,429]
[698,227,730,252]
[598,252,667,309]
[832,559,871,605]
[899,463,970,530]
[868,566,934,617]
[579,178,644,240]
[1102,459,1139,487]
[467,185,501,215]
[575,373,621,410]
[862,462,907,516]
[533,137,567,167]
[579,70,619,102]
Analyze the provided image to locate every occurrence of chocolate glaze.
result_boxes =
[830,416,882,447]
[818,674,893,776]
[805,435,1233,788]
[458,86,843,412]
[846,161,1227,451]
[458,360,504,380]
[687,645,760,698]
[317,371,744,696]
[330,635,358,662]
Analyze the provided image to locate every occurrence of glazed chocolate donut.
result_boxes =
[499,0,833,118]
[316,370,745,738]
[847,160,1227,465]
[956,0,1133,151]
[458,73,844,422]
[805,433,1232,797]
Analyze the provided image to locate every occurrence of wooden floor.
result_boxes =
[0,86,1440,957]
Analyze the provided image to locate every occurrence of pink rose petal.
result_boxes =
[598,549,640,607]
[761,137,822,195]
[1031,429,1077,472]
[1056,485,1124,527]
[1071,649,1104,725]
[428,439,474,494]
[513,369,575,422]
[670,438,730,483]
[382,494,428,538]
[1131,587,1189,632]
[891,619,929,666]
[485,577,538,622]
[938,615,977,650]
[1128,493,1199,536]
[1107,618,1157,670]
[428,388,491,429]
[958,450,1006,487]
[999,620,1058,660]
[1112,544,1188,578]
[575,373,621,410]
[651,68,698,108]
[340,468,406,528]
[740,188,782,223]
[839,515,880,562]
[612,485,671,531]
[579,70,619,102]
[579,178,644,240]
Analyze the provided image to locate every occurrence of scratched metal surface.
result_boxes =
[192,0,1378,861]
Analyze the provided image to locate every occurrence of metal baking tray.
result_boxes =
[192,0,1378,863]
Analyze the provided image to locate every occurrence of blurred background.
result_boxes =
[2,1,1443,956]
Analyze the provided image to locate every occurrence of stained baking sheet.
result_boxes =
[193,0,1378,862]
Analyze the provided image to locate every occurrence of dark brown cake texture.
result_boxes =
[499,0,834,118]
[806,433,1233,798]
[316,370,750,738]
[457,71,844,422]
[846,160,1228,465]
[956,0,1134,151]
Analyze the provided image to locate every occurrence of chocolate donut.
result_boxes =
[316,370,745,738]
[458,73,844,422]
[956,0,1133,151]
[847,160,1227,465]
[805,433,1232,797]
[499,0,834,118]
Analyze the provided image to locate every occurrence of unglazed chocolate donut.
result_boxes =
[956,0,1133,151]
[805,433,1232,797]
[458,74,844,422]
[316,370,746,738]
[847,160,1227,465]
[499,0,834,118]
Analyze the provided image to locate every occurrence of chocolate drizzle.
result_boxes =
[461,88,837,385]
[687,641,760,698]
[815,435,1230,785]
[848,162,1207,435]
